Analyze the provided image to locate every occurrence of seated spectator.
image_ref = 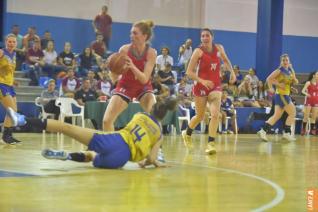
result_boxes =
[22,26,40,50]
[75,78,98,106]
[175,76,192,108]
[158,63,176,95]
[220,90,237,134]
[10,25,24,70]
[237,75,253,98]
[156,47,174,72]
[256,81,272,107]
[78,47,99,77]
[62,68,81,98]
[228,65,243,97]
[152,74,170,101]
[41,40,64,79]
[245,68,259,98]
[221,64,231,91]
[58,42,76,69]
[91,34,106,58]
[96,70,113,99]
[25,40,44,85]
[39,79,60,119]
[87,70,98,91]
[41,30,54,50]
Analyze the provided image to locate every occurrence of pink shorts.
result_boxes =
[192,83,222,97]
[113,82,153,101]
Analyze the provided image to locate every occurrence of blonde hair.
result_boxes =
[5,33,17,41]
[133,20,154,41]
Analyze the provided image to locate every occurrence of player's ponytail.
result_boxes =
[151,97,178,121]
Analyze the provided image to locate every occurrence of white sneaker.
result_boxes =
[205,142,216,155]
[257,129,268,142]
[282,132,296,141]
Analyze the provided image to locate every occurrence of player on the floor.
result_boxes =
[0,33,23,144]
[7,97,177,169]
[257,54,298,141]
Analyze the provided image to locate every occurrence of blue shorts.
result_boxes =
[88,133,131,169]
[0,84,16,98]
[274,94,291,108]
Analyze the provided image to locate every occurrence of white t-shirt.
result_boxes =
[156,55,174,71]
[43,50,58,65]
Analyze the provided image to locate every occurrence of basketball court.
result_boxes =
[0,132,316,211]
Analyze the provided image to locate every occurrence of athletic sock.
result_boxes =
[186,127,193,136]
[68,152,86,162]
[263,123,272,133]
[284,125,291,134]
[208,136,215,143]
[25,118,47,131]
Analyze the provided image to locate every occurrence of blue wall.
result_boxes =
[4,12,318,72]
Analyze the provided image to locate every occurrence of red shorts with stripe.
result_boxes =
[192,83,222,97]
[113,82,153,101]
[304,97,318,107]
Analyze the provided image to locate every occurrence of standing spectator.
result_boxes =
[40,30,54,50]
[58,42,76,69]
[25,40,44,85]
[156,47,174,72]
[91,34,106,58]
[177,38,192,77]
[10,25,24,70]
[92,5,112,49]
[22,26,40,50]
[61,68,81,98]
[39,79,60,119]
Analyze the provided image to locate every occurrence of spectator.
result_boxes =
[58,42,76,69]
[156,47,174,72]
[78,47,99,77]
[25,40,44,85]
[42,40,64,79]
[22,26,40,50]
[10,25,24,70]
[75,78,98,106]
[91,34,106,58]
[158,63,176,95]
[92,5,112,49]
[220,90,237,134]
[87,70,98,91]
[39,79,60,119]
[96,70,113,99]
[61,68,81,98]
[177,38,192,77]
[40,30,54,50]
[152,73,170,101]
[245,68,259,98]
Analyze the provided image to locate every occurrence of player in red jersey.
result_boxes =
[301,71,318,135]
[103,20,156,131]
[182,28,236,154]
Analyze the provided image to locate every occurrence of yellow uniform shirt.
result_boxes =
[275,67,293,96]
[119,113,162,162]
[0,49,16,86]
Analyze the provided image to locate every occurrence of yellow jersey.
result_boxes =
[275,67,293,95]
[119,112,162,162]
[0,49,16,86]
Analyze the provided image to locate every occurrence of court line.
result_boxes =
[169,160,285,212]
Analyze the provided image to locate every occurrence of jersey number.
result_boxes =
[130,124,146,143]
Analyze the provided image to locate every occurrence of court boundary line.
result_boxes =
[169,160,285,212]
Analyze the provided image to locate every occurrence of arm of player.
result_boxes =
[267,69,284,89]
[216,44,236,84]
[301,81,311,97]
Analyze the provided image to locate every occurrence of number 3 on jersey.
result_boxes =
[130,124,146,143]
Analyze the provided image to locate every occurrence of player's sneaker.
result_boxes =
[205,142,216,155]
[157,148,165,163]
[257,129,268,142]
[2,135,22,145]
[282,132,296,141]
[182,130,193,151]
[41,149,68,160]
[6,107,26,127]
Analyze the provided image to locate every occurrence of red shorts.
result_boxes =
[304,97,318,107]
[192,83,222,97]
[113,82,153,101]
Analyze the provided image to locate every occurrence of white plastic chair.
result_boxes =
[178,105,190,131]
[55,97,85,128]
[35,97,55,134]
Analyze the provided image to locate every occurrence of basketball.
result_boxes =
[107,52,129,75]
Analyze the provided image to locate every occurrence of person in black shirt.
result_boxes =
[75,78,98,106]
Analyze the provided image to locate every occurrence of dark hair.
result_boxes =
[307,71,318,82]
[201,28,214,37]
[151,97,178,121]
[161,47,170,54]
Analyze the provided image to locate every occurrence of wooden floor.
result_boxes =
[0,132,317,212]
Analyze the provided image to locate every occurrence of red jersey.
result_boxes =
[192,44,222,97]
[114,45,153,101]
[305,82,318,107]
